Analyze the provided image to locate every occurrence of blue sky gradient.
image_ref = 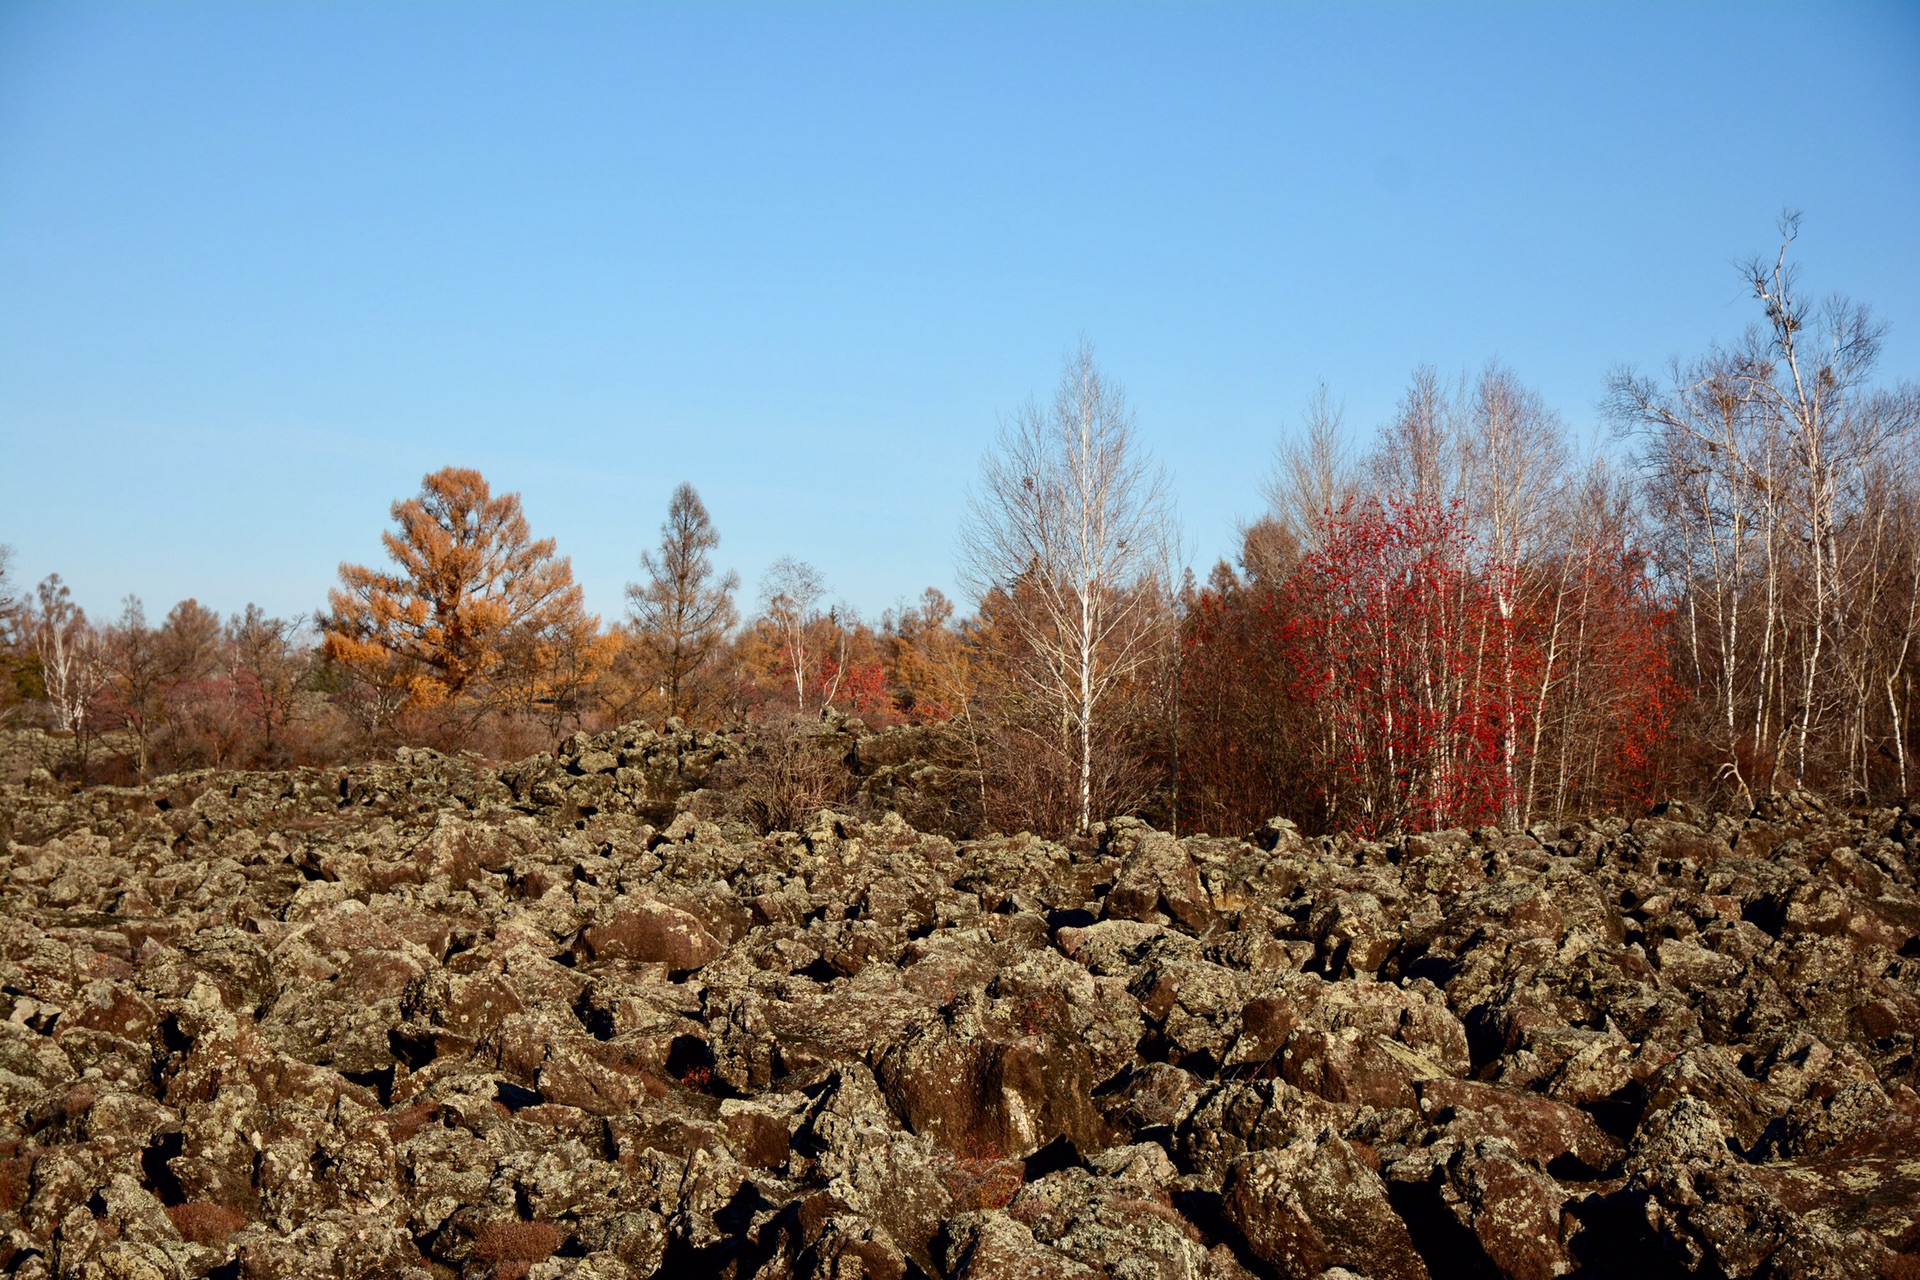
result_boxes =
[2,2,1916,626]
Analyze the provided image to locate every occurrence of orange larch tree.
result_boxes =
[325,467,600,715]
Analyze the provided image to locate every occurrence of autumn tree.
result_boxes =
[960,344,1177,833]
[230,605,311,761]
[626,483,738,724]
[883,589,974,724]
[882,588,991,821]
[99,597,221,779]
[325,467,602,723]
[1281,496,1522,835]
[30,574,111,774]
[1176,521,1312,835]
[1610,216,1920,801]
[1522,469,1681,818]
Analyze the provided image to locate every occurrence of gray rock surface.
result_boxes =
[0,724,1917,1277]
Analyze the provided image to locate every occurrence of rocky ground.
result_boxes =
[0,721,1918,1280]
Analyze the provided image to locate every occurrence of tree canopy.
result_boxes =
[325,467,596,712]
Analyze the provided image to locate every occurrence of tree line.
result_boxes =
[2,221,1915,837]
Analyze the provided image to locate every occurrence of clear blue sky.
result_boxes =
[3,3,1916,628]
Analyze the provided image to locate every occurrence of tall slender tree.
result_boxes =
[31,574,110,774]
[960,343,1176,833]
[757,557,838,714]
[626,483,739,723]
[1610,216,1920,801]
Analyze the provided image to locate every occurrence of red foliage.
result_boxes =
[1281,498,1522,835]
[820,657,891,719]
[1177,497,1683,835]
[1524,537,1681,814]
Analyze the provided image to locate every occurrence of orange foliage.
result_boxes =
[324,468,606,714]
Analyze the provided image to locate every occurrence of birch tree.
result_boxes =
[31,574,111,772]
[758,557,840,714]
[1462,365,1568,824]
[960,344,1175,833]
[1611,215,1920,801]
[1264,383,1355,554]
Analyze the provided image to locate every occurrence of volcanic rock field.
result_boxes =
[1,721,1917,1279]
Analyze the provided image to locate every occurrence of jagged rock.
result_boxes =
[1414,1078,1621,1176]
[579,899,725,970]
[1222,1128,1431,1280]
[1,725,1917,1277]
[876,987,1111,1161]
[938,1210,1098,1279]
[1103,820,1212,933]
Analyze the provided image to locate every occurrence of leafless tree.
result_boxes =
[1461,364,1570,823]
[1372,366,1469,507]
[0,545,18,635]
[760,557,849,713]
[627,483,739,723]
[1611,214,1920,801]
[960,343,1176,833]
[231,606,312,760]
[106,598,168,779]
[1264,382,1355,552]
[31,575,111,772]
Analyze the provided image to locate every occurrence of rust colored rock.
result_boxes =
[721,1099,793,1169]
[878,1007,1111,1160]
[1222,1129,1431,1280]
[1432,1139,1573,1280]
[1416,1078,1622,1174]
[579,899,724,970]
[1280,1027,1445,1110]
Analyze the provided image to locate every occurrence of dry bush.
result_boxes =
[166,1201,246,1245]
[725,713,856,834]
[942,1154,1022,1213]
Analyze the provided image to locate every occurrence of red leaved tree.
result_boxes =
[1523,535,1680,818]
[1282,497,1525,836]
